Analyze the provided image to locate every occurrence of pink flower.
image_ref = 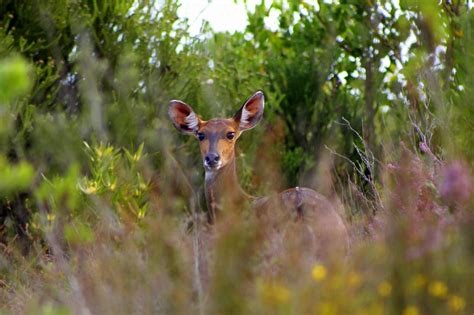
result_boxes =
[439,161,473,209]
[419,142,430,154]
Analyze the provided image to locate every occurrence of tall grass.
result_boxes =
[1,138,472,315]
[0,1,473,315]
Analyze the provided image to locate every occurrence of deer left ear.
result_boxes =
[234,91,265,131]
[168,100,201,134]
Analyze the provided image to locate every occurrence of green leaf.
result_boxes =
[0,55,33,105]
[0,155,34,196]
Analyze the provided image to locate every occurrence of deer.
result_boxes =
[168,91,349,262]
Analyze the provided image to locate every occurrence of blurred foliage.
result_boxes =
[0,0,472,314]
[0,156,34,197]
[0,56,32,104]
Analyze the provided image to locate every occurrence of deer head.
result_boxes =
[168,91,265,172]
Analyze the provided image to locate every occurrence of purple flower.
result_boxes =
[440,161,473,209]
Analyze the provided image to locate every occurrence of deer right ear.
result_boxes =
[234,91,265,132]
[168,100,201,134]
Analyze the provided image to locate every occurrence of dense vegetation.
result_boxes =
[0,0,473,314]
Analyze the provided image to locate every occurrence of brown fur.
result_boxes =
[197,119,241,169]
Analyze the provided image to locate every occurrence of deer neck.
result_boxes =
[204,157,253,222]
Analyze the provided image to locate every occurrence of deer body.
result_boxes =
[169,92,349,260]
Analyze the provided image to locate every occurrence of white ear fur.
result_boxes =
[168,100,201,134]
[184,111,199,132]
[236,91,265,131]
[239,106,251,129]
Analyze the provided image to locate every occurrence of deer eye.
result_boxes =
[226,132,235,140]
[197,132,205,141]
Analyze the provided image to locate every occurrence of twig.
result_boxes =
[37,204,92,315]
[165,148,206,313]
[191,197,205,315]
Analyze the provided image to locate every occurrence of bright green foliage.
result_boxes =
[0,155,34,196]
[81,142,150,220]
[0,56,32,105]
[0,54,32,150]
[36,164,82,213]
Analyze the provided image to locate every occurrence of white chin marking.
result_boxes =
[184,112,199,131]
[205,171,215,181]
[204,161,222,172]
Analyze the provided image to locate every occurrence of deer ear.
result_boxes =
[234,91,265,131]
[168,100,201,134]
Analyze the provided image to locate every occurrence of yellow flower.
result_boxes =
[377,281,392,297]
[403,305,420,315]
[132,154,141,162]
[448,295,465,312]
[94,147,104,158]
[46,213,56,222]
[428,281,448,298]
[137,208,146,219]
[348,271,362,288]
[258,281,290,304]
[81,181,98,194]
[108,181,116,191]
[311,264,327,281]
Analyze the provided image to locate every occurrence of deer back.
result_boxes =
[252,187,349,264]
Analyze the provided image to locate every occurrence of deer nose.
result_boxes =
[205,153,220,167]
